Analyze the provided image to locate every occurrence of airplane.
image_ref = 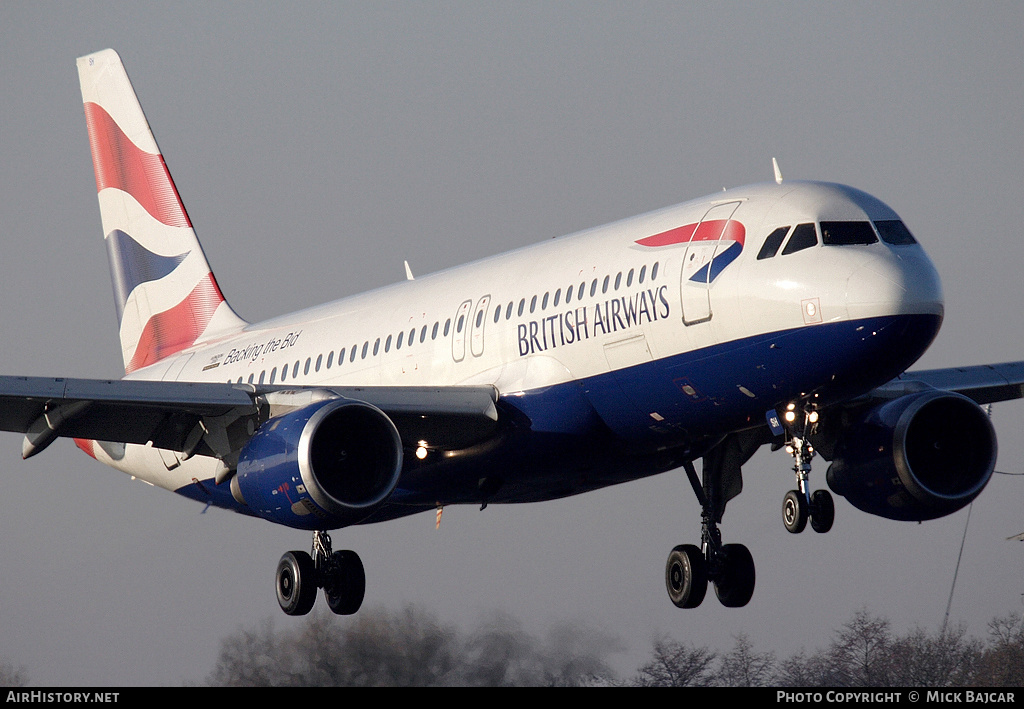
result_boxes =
[2,48,1022,616]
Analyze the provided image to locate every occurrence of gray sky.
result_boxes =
[1,1,1023,686]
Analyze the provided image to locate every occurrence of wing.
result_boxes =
[891,360,1024,404]
[0,375,499,460]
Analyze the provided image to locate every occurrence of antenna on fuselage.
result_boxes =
[773,157,784,185]
[404,260,415,281]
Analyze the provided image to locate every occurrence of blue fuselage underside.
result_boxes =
[174,313,941,526]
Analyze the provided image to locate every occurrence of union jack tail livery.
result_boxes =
[76,49,246,374]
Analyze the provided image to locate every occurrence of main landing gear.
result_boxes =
[665,460,755,609]
[275,531,365,616]
[780,403,834,534]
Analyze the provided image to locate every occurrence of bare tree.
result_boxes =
[776,647,846,687]
[716,633,776,686]
[207,605,623,687]
[321,605,463,686]
[206,618,287,687]
[541,619,625,686]
[973,612,1024,686]
[0,662,27,687]
[462,610,548,686]
[633,636,717,687]
[829,607,894,686]
[887,624,981,687]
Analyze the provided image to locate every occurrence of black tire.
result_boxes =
[810,489,835,534]
[324,550,366,615]
[782,490,808,534]
[276,550,317,616]
[665,544,707,608]
[714,543,755,608]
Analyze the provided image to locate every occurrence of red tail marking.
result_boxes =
[83,102,192,229]
[126,273,226,373]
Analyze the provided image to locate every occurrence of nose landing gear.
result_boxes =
[275,530,365,616]
[781,403,834,534]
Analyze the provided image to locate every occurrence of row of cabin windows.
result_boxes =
[234,318,450,386]
[233,260,662,386]
[757,220,917,260]
[500,261,661,322]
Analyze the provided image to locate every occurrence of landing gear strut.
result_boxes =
[275,531,365,616]
[665,460,755,609]
[781,403,834,534]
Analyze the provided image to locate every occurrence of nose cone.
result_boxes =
[846,247,944,321]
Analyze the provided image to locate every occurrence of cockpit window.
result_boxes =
[820,221,878,246]
[757,226,790,260]
[781,223,818,255]
[875,220,917,245]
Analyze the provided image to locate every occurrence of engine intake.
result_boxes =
[232,398,403,529]
[825,390,995,521]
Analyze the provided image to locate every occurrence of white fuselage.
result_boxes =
[86,180,944,510]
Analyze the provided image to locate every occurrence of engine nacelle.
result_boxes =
[231,398,403,530]
[824,390,995,521]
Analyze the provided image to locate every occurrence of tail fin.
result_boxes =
[76,49,247,374]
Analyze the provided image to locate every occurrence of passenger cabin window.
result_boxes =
[875,220,917,245]
[781,223,818,255]
[757,226,790,260]
[820,221,878,246]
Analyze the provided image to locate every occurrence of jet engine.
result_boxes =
[231,398,403,529]
[824,390,995,521]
